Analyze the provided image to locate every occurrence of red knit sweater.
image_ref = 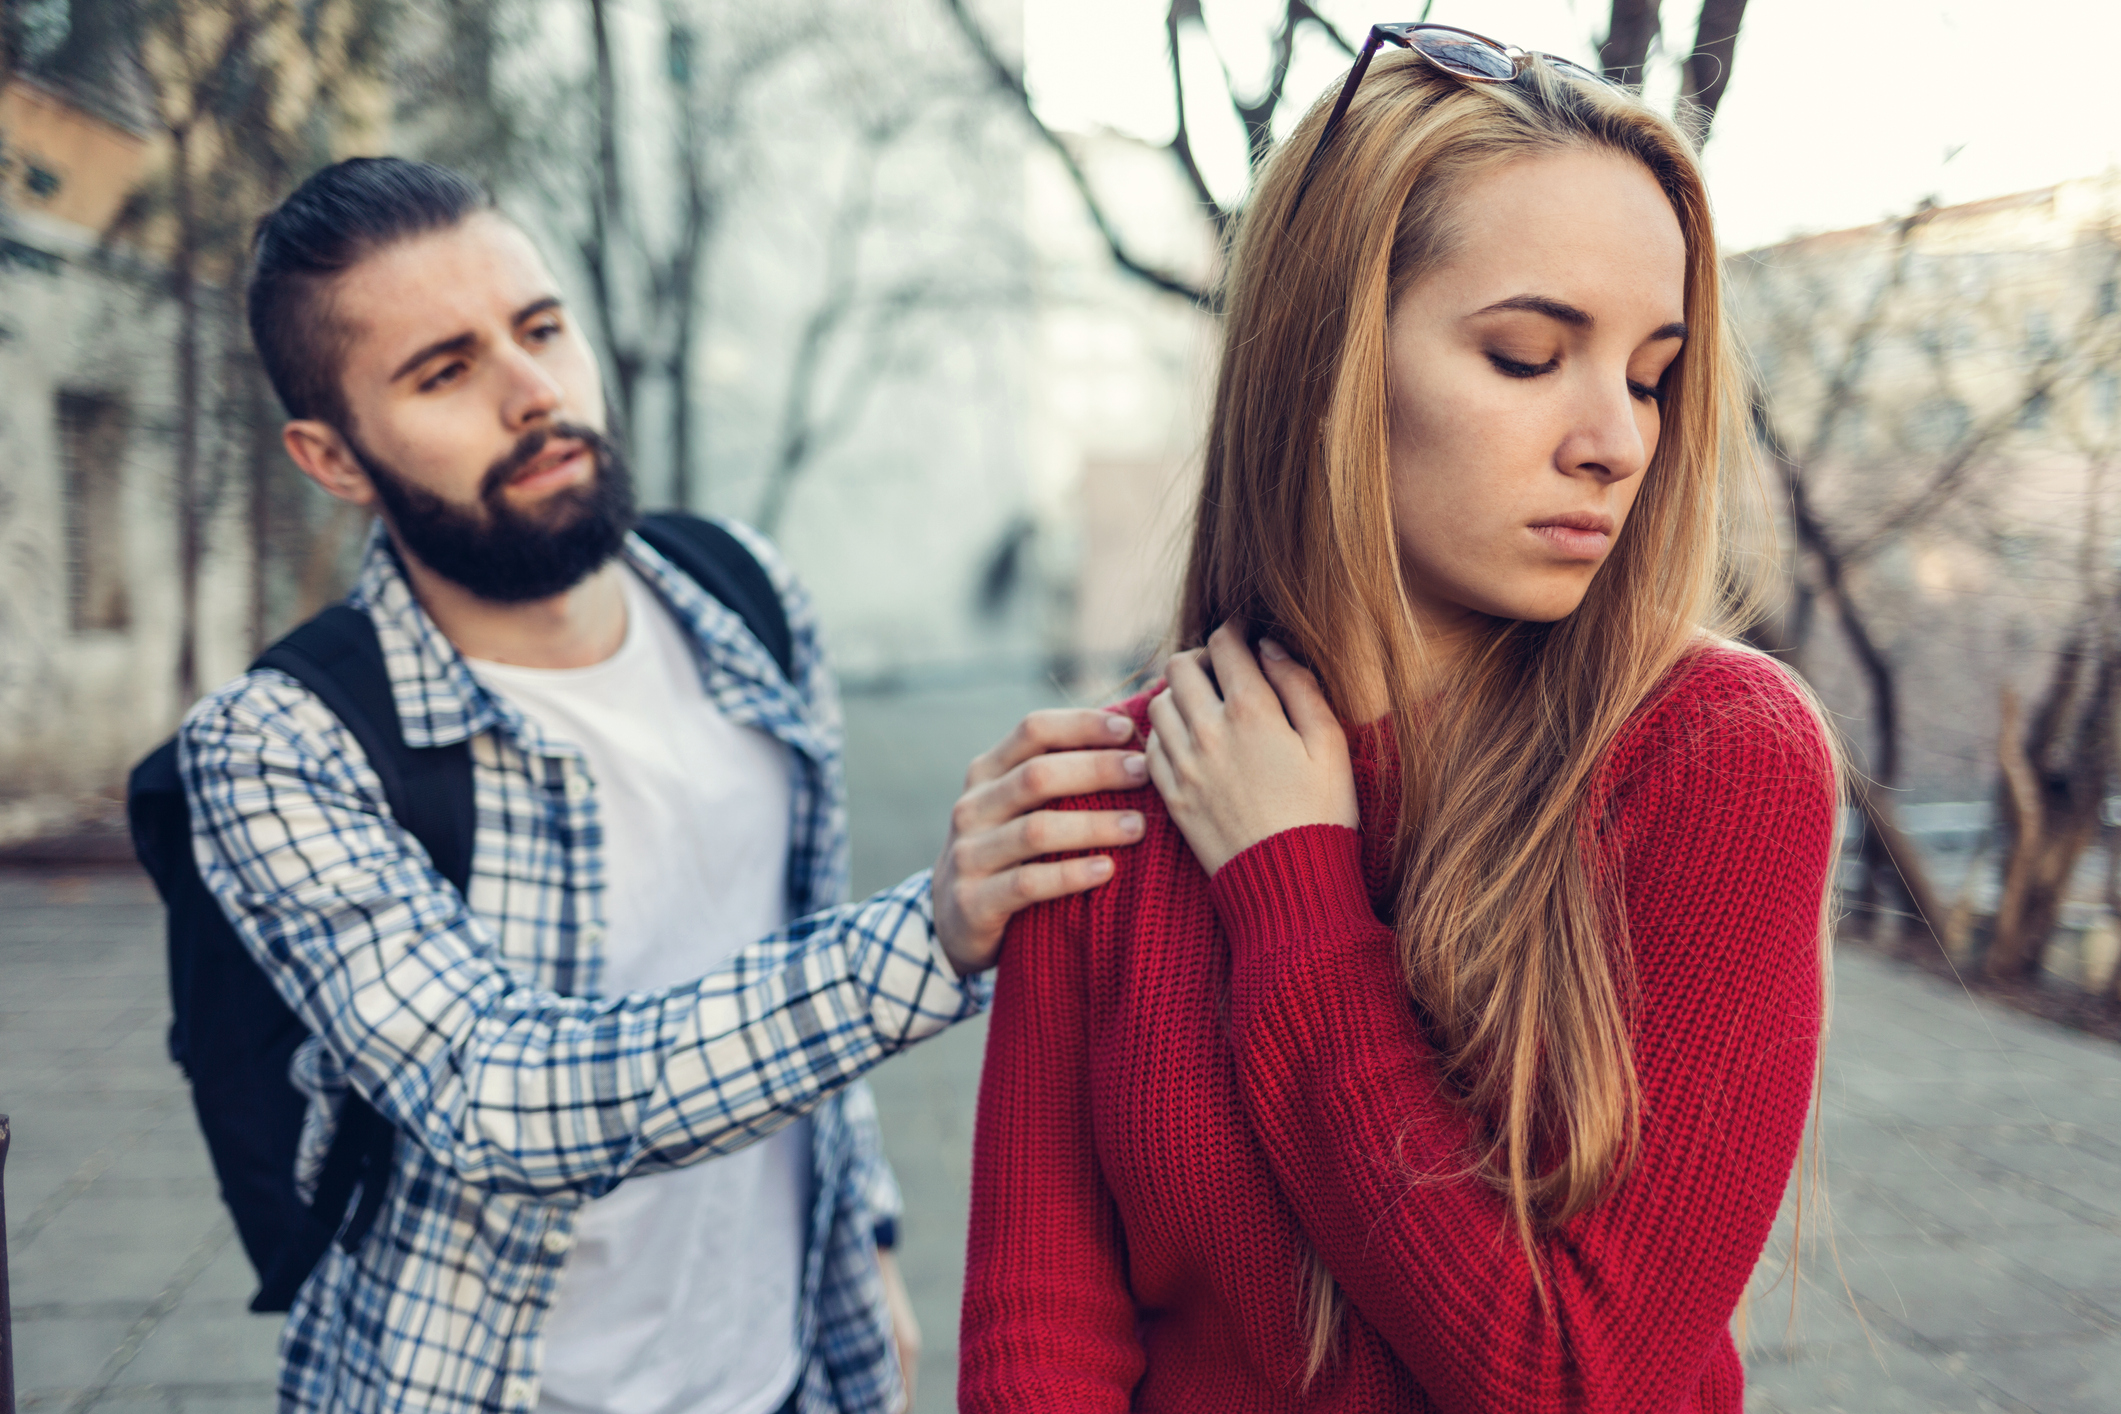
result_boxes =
[959,647,1834,1413]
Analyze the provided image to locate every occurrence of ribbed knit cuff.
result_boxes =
[1208,824,1376,1027]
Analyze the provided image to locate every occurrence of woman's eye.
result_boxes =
[1628,380,1663,404]
[1487,351,1557,379]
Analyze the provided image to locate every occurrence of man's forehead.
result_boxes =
[335,214,557,356]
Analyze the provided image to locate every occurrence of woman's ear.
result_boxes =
[282,420,379,508]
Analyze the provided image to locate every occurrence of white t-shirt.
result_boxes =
[468,567,810,1414]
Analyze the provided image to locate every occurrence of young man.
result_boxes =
[180,158,1147,1414]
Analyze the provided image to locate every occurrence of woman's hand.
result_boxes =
[1146,621,1358,877]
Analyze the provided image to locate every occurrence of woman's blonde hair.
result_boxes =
[1177,54,1827,1380]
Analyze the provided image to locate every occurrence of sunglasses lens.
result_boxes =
[1409,29,1515,81]
[1540,55,1607,85]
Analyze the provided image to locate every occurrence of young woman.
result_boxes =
[958,26,1838,1414]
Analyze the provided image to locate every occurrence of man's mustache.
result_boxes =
[478,422,613,500]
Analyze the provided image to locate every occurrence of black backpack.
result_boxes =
[126,512,793,1312]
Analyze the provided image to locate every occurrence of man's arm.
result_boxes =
[180,674,1142,1200]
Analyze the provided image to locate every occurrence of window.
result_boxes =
[58,391,130,632]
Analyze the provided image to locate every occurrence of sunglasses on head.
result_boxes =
[1287,23,1614,226]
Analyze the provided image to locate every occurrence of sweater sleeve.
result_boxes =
[1209,661,1833,1412]
[959,880,1145,1410]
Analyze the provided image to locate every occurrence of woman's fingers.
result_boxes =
[1257,639,1343,750]
[1162,647,1225,732]
[967,708,1138,788]
[1203,621,1275,719]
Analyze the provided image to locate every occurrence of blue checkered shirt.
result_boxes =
[180,521,985,1414]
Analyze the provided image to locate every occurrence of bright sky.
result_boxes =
[1024,0,2121,252]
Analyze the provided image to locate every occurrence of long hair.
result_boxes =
[1176,54,1820,1378]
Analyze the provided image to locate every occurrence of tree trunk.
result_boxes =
[1598,0,1662,86]
[171,119,203,708]
[1988,635,2121,980]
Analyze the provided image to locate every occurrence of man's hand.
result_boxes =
[877,1248,919,1411]
[932,709,1147,974]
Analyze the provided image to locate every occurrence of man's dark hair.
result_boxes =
[247,157,495,427]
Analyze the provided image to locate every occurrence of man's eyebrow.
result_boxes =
[390,331,475,383]
[513,295,562,325]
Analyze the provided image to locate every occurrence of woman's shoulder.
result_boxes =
[1602,640,1836,807]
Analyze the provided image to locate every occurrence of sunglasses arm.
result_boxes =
[1286,27,1389,229]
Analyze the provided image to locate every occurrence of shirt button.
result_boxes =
[503,1376,539,1407]
[580,924,606,949]
[563,774,590,802]
[543,1227,574,1255]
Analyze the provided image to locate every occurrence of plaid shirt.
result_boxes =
[181,521,984,1414]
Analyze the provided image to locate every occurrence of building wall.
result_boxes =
[0,208,254,840]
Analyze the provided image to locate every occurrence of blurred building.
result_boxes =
[1730,173,2121,807]
[0,67,251,841]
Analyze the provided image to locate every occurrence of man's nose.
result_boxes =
[497,343,565,431]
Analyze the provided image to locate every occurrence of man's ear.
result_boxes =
[283,420,378,508]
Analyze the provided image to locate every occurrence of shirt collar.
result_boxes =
[342,522,834,763]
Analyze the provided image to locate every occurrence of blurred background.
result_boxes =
[2,0,2120,1411]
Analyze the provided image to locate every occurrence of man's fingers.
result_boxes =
[1257,639,1343,748]
[970,708,1138,787]
[951,808,1146,877]
[955,746,1147,837]
[967,855,1117,925]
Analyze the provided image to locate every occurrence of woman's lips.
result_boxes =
[1527,514,1613,559]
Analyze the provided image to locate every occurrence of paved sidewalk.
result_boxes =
[3,680,2119,1412]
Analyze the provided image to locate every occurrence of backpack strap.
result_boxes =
[635,512,795,683]
[248,605,474,1296]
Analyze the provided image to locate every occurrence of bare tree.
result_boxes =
[75,0,391,694]
[1738,203,2121,949]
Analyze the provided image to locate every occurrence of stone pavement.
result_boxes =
[3,679,2119,1413]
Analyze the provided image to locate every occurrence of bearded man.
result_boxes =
[177,157,1146,1414]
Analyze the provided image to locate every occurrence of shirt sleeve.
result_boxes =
[958,881,1144,1412]
[1207,664,1834,1412]
[179,669,982,1201]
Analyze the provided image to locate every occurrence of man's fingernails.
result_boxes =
[1120,811,1144,836]
[1105,713,1134,738]
[1089,856,1114,877]
[1123,753,1148,780]
[1259,638,1288,661]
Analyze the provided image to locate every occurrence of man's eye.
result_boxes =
[1487,352,1558,379]
[418,361,466,392]
[527,320,562,344]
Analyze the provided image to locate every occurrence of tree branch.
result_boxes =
[936,0,1210,306]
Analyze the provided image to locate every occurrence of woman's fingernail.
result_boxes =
[1120,811,1144,836]
[1123,753,1148,780]
[1105,713,1134,738]
[1259,638,1288,661]
[1089,856,1114,877]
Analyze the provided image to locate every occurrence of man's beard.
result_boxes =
[351,421,638,604]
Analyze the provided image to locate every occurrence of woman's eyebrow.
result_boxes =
[1467,297,1689,345]
[1470,294,1591,326]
